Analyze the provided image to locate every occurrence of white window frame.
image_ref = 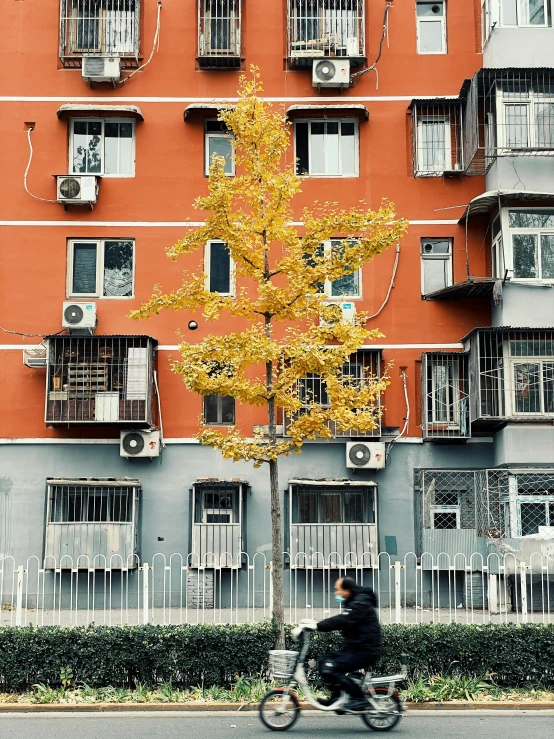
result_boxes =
[69,117,136,178]
[430,505,461,529]
[429,360,460,427]
[499,0,549,27]
[202,508,234,524]
[416,1,447,55]
[294,118,360,178]
[512,496,553,536]
[67,238,135,299]
[507,356,554,416]
[496,84,554,151]
[204,120,235,177]
[316,239,362,299]
[416,116,452,174]
[505,208,554,281]
[203,394,236,425]
[420,238,453,294]
[204,240,236,296]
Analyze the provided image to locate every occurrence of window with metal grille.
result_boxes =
[198,0,241,57]
[292,484,375,524]
[411,102,462,176]
[205,120,235,176]
[422,353,470,439]
[507,331,554,415]
[49,484,133,522]
[60,0,140,60]
[421,239,453,294]
[498,83,554,151]
[68,239,134,298]
[204,395,235,424]
[295,120,358,177]
[288,0,365,60]
[70,118,135,176]
[416,2,447,54]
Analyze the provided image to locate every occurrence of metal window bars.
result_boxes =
[59,0,140,67]
[198,0,241,68]
[410,100,464,177]
[45,336,156,425]
[191,482,245,568]
[284,350,381,438]
[421,353,470,440]
[464,328,554,427]
[462,69,554,175]
[287,0,365,63]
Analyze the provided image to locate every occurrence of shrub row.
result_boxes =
[0,622,552,692]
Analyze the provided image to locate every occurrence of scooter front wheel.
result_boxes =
[259,688,301,731]
[360,687,403,731]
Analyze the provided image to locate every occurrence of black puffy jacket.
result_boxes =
[317,586,381,658]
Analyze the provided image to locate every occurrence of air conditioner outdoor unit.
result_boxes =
[62,301,97,331]
[346,441,386,470]
[82,55,121,83]
[56,175,99,205]
[22,346,47,368]
[312,59,350,88]
[320,301,357,327]
[120,430,161,458]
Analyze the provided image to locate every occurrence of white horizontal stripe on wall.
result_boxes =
[0,436,496,446]
[0,220,461,227]
[1,343,464,351]
[1,95,458,104]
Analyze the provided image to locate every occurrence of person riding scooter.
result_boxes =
[295,576,381,712]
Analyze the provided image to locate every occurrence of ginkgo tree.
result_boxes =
[130,69,408,646]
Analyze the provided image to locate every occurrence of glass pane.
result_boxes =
[110,490,132,522]
[295,121,309,175]
[208,136,234,174]
[418,120,446,170]
[435,491,460,506]
[206,120,228,133]
[103,241,133,297]
[540,235,554,279]
[344,491,365,523]
[297,492,318,524]
[543,363,554,413]
[423,257,450,294]
[104,121,133,175]
[512,234,538,278]
[421,239,450,255]
[87,491,108,522]
[310,122,326,174]
[417,2,444,16]
[331,271,359,296]
[432,364,450,422]
[209,241,231,293]
[501,0,518,24]
[321,492,342,523]
[524,0,546,25]
[505,104,529,148]
[514,363,541,413]
[418,19,444,53]
[204,394,219,423]
[340,122,356,175]
[220,395,235,423]
[72,120,102,174]
[433,511,458,529]
[72,242,97,294]
[535,103,554,148]
[299,374,329,406]
[509,210,554,228]
[520,502,547,536]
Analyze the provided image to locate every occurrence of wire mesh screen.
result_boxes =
[463,69,554,175]
[198,0,241,67]
[284,350,381,438]
[468,329,554,425]
[411,101,463,177]
[288,0,365,61]
[422,353,470,439]
[59,0,141,66]
[46,336,154,425]
[420,470,477,531]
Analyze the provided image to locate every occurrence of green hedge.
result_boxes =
[0,623,552,692]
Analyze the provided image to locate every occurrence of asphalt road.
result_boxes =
[1,710,553,739]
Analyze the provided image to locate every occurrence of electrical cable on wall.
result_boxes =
[385,369,410,466]
[366,243,400,320]
[120,2,162,85]
[24,127,59,203]
[350,1,392,90]
[154,370,166,451]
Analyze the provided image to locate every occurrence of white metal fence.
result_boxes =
[1,551,553,628]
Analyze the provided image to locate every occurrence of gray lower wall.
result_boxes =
[0,440,495,564]
[486,158,554,195]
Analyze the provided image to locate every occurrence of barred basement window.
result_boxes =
[49,484,133,522]
[292,485,375,524]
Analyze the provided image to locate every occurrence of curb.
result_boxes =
[1,701,554,713]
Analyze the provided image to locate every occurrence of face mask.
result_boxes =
[335,595,346,604]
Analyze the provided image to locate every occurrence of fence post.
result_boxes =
[142,563,149,625]
[488,573,498,616]
[519,561,528,623]
[15,565,24,627]
[394,561,402,624]
[268,561,273,616]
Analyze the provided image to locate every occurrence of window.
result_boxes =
[293,485,375,524]
[500,0,548,27]
[421,239,453,294]
[498,85,554,150]
[204,394,235,424]
[49,484,134,523]
[305,240,362,297]
[427,359,460,426]
[295,119,358,177]
[508,210,554,279]
[491,216,505,278]
[508,332,554,415]
[199,0,240,56]
[62,0,139,57]
[205,120,235,176]
[416,2,446,54]
[416,117,452,173]
[70,119,135,176]
[205,240,234,295]
[68,239,134,298]
[288,0,365,59]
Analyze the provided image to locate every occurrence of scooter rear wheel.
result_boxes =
[360,687,403,731]
[259,689,301,732]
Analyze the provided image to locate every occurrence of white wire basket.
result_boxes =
[269,650,298,679]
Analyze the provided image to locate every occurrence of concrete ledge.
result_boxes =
[0,701,554,712]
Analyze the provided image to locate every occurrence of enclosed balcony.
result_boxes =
[287,0,365,66]
[288,481,378,568]
[44,478,140,569]
[198,0,242,69]
[59,0,141,68]
[421,353,470,441]
[410,99,464,177]
[481,0,554,68]
[45,336,157,426]
[190,481,247,568]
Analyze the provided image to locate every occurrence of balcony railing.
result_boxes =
[45,336,156,426]
[198,0,241,68]
[290,523,378,568]
[191,524,242,568]
[287,0,365,64]
[59,0,141,67]
[422,353,470,440]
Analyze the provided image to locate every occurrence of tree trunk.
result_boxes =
[269,454,285,648]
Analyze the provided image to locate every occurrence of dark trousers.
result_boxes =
[318,651,377,701]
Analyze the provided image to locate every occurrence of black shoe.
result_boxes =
[344,698,369,712]
[317,697,335,707]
